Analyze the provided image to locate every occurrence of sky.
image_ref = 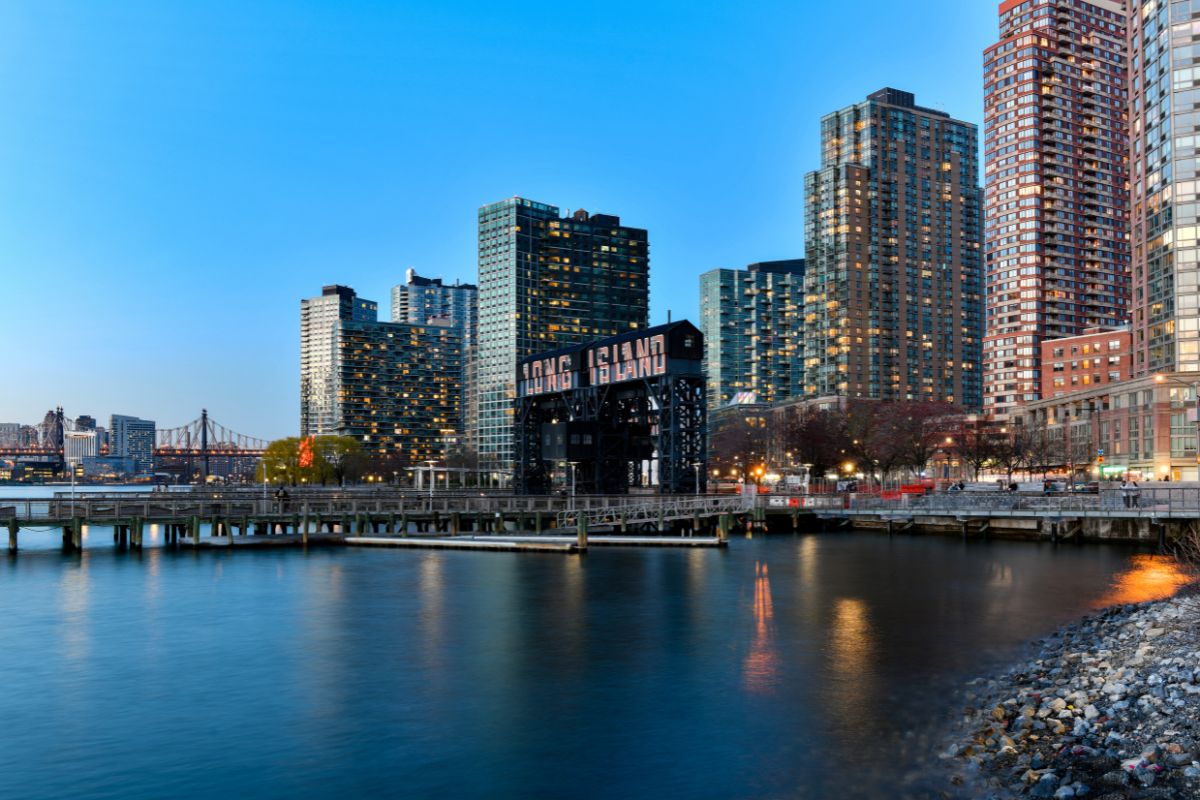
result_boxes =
[0,0,997,440]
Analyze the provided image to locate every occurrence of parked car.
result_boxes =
[1072,482,1100,494]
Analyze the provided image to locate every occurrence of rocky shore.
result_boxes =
[943,592,1200,799]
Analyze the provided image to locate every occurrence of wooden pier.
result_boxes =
[0,489,751,554]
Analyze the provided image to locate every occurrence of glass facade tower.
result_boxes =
[475,197,650,472]
[983,0,1129,416]
[803,88,983,408]
[1129,0,1200,376]
[699,259,805,411]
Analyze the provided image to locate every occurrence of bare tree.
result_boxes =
[780,407,849,481]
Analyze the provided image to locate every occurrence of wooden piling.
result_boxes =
[8,518,17,552]
[576,512,589,550]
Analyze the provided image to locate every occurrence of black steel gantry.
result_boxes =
[515,321,707,495]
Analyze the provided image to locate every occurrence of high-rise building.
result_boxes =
[391,269,477,331]
[982,0,1129,416]
[300,285,463,464]
[475,198,650,471]
[109,414,155,474]
[699,259,805,410]
[1129,0,1200,376]
[803,88,983,408]
[300,285,378,438]
[391,269,479,451]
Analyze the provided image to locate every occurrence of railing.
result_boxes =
[0,491,756,524]
[556,494,754,530]
[815,488,1200,516]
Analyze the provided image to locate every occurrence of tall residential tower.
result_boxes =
[300,285,463,464]
[699,259,805,411]
[475,198,650,472]
[1129,0,1200,375]
[803,88,983,408]
[982,0,1129,416]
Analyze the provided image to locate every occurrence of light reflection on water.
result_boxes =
[743,562,779,692]
[0,535,1189,800]
[1094,553,1195,607]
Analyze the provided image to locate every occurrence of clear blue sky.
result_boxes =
[0,0,996,440]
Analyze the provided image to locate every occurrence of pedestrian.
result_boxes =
[1130,481,1140,508]
[1120,479,1133,508]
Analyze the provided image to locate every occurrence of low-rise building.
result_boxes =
[1040,327,1132,400]
[1013,372,1200,482]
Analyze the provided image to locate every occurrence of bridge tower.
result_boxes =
[201,408,210,481]
[54,407,66,471]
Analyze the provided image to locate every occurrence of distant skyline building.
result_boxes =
[803,88,983,408]
[982,0,1129,416]
[475,197,650,472]
[300,285,463,464]
[109,414,155,474]
[63,430,98,465]
[699,259,805,411]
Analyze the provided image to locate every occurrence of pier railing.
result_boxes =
[826,488,1200,516]
[0,489,757,524]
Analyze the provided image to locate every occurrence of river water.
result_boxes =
[0,486,1190,799]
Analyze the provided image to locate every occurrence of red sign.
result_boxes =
[298,436,314,468]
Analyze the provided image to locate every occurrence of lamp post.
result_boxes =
[424,459,437,511]
[693,462,701,496]
[568,461,579,509]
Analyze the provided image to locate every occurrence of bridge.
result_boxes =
[0,489,754,553]
[0,409,268,478]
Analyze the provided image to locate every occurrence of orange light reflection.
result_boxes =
[1094,554,1194,608]
[743,561,780,692]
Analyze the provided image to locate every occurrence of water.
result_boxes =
[0,530,1188,799]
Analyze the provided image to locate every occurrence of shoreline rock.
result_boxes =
[942,593,1200,799]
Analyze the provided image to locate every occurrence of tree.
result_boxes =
[312,436,364,485]
[256,435,364,485]
[952,423,1001,481]
[709,411,771,480]
[780,407,849,482]
[258,438,301,484]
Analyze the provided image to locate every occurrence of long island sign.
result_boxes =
[517,321,703,399]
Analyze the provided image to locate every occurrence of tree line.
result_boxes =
[710,400,1085,485]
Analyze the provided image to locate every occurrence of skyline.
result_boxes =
[0,1,995,438]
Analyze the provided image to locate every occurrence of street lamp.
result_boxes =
[693,462,701,496]
[423,459,437,510]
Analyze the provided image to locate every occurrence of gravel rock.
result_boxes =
[938,594,1200,799]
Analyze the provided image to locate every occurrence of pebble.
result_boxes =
[941,594,1200,799]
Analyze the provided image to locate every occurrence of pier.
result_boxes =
[790,487,1200,546]
[0,489,752,554]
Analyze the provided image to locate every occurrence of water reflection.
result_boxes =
[827,597,874,734]
[1094,554,1194,607]
[58,552,91,664]
[743,561,779,692]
